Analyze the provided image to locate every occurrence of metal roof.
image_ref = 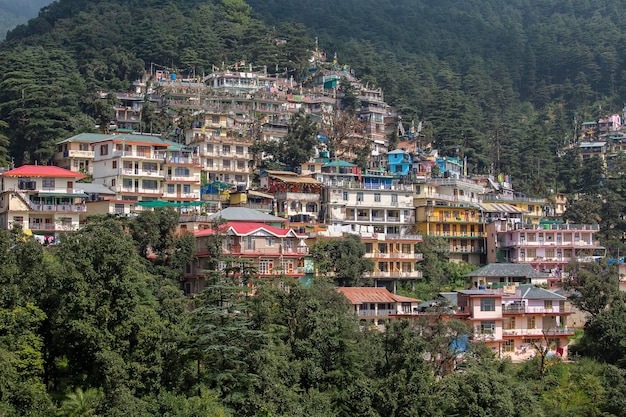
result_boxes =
[208,207,287,223]
[337,287,420,305]
[464,263,549,278]
[516,284,567,300]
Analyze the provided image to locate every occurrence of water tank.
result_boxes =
[171,73,177,80]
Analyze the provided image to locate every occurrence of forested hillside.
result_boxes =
[1,0,625,195]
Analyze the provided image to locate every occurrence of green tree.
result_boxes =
[280,108,318,169]
[309,234,374,286]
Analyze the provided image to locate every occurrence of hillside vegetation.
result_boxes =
[0,0,624,195]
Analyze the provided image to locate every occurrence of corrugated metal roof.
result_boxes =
[464,263,549,278]
[208,207,287,222]
[517,284,566,300]
[2,165,86,179]
[479,202,525,213]
[195,221,304,238]
[337,287,420,305]
[271,175,321,185]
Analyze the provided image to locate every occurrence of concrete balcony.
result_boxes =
[114,186,162,195]
[502,328,573,336]
[120,169,164,178]
[275,192,320,202]
[366,252,424,260]
[32,204,87,213]
[503,305,572,314]
[365,270,423,279]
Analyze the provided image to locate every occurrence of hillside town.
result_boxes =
[0,60,617,362]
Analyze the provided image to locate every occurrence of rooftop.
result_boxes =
[2,165,86,179]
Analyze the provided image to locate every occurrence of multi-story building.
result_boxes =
[182,221,309,295]
[486,220,605,285]
[482,191,548,225]
[54,133,103,174]
[500,285,572,360]
[414,177,487,265]
[323,173,414,235]
[454,284,572,359]
[261,171,322,221]
[92,134,202,203]
[0,165,87,237]
[338,287,420,326]
[186,113,253,187]
[361,234,424,292]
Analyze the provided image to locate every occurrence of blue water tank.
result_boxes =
[171,73,177,80]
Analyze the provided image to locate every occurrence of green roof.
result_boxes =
[37,192,88,198]
[322,160,356,168]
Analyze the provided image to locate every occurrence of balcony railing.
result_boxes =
[32,204,87,213]
[503,305,571,314]
[365,270,423,279]
[366,252,423,260]
[502,328,573,336]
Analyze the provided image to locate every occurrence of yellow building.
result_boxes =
[414,177,487,265]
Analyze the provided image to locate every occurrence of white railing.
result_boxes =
[32,204,87,213]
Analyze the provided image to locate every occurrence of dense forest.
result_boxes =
[3,210,626,416]
[1,0,626,195]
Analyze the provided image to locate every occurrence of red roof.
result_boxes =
[195,221,306,238]
[337,287,420,305]
[2,165,86,179]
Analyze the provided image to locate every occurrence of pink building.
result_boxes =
[487,220,605,286]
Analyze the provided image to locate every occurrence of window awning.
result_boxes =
[37,192,88,198]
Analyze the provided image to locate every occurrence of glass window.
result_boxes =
[356,192,363,202]
[175,167,189,176]
[167,184,175,193]
[374,193,381,202]
[343,191,348,201]
[479,321,495,334]
[42,178,55,190]
[183,184,191,193]
[527,316,536,329]
[480,298,496,312]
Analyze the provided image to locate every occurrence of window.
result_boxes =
[545,248,555,258]
[527,316,536,329]
[42,178,55,190]
[505,317,516,330]
[143,162,157,172]
[222,145,230,154]
[391,194,398,203]
[79,143,89,151]
[111,179,116,187]
[223,160,230,169]
[206,144,213,153]
[212,115,220,124]
[343,191,348,201]
[13,216,24,224]
[236,146,244,155]
[142,180,158,190]
[480,298,496,312]
[479,321,495,334]
[100,144,108,155]
[374,193,381,202]
[356,192,364,202]
[259,259,273,274]
[114,203,125,214]
[237,160,246,169]
[183,184,191,194]
[206,159,213,168]
[175,167,189,176]
[247,236,254,250]
[167,184,175,193]
[266,237,275,246]
[112,160,117,169]
[544,300,553,310]
[503,340,514,352]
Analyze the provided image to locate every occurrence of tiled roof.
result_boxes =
[2,165,86,179]
[337,287,420,305]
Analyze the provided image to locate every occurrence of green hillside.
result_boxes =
[0,0,624,196]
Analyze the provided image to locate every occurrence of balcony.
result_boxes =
[32,204,87,213]
[165,174,201,182]
[59,150,95,159]
[120,169,164,178]
[114,186,162,195]
[366,252,423,260]
[503,305,571,314]
[275,192,320,202]
[502,328,573,336]
[365,270,423,279]
[111,151,163,160]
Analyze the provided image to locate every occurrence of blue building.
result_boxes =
[387,149,413,177]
